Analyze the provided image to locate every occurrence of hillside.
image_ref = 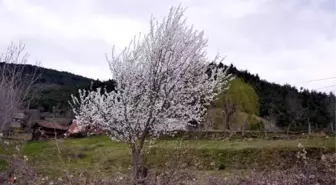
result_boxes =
[6,63,334,132]
[31,78,116,112]
[216,63,334,132]
[0,63,111,112]
[0,62,92,87]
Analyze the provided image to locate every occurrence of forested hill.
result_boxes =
[0,62,107,111]
[5,63,334,131]
[221,63,335,131]
[0,62,92,87]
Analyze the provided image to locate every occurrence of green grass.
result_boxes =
[156,137,335,150]
[22,134,334,150]
[1,135,335,177]
[0,158,8,171]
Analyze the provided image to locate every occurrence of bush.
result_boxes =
[248,120,265,131]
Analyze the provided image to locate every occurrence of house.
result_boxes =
[31,122,69,140]
[10,112,28,128]
[10,110,41,130]
[65,121,104,137]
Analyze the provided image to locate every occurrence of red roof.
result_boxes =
[67,122,82,134]
[35,122,69,131]
[65,122,105,136]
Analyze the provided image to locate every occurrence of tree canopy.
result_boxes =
[211,77,259,129]
[70,6,230,181]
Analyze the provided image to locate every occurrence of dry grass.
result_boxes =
[0,156,335,185]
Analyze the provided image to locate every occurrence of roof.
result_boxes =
[34,122,69,131]
[13,112,27,120]
[67,122,82,134]
[65,122,105,136]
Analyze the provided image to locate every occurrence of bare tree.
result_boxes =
[264,108,281,132]
[327,92,335,133]
[0,43,40,133]
[218,96,236,130]
[285,91,305,133]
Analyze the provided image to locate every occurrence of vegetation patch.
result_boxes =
[0,136,327,176]
[0,159,8,171]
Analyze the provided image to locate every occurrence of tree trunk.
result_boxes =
[286,124,291,137]
[131,146,148,185]
[131,148,141,184]
[225,115,231,130]
[330,122,335,133]
[308,119,311,134]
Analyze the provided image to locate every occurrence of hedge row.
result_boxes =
[158,130,335,140]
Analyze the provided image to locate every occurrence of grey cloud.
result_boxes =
[0,0,335,92]
[17,37,109,64]
[29,0,180,21]
[315,0,335,11]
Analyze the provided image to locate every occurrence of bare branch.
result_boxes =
[0,42,41,132]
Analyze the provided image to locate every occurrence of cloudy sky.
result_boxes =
[0,0,335,92]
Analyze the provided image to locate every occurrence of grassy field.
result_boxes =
[1,135,335,177]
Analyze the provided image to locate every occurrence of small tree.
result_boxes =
[0,43,40,133]
[212,78,258,130]
[70,6,230,183]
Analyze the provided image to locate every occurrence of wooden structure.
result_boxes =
[65,122,104,137]
[10,112,27,128]
[31,122,69,140]
[10,110,40,130]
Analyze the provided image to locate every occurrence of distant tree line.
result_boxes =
[29,79,116,112]
[217,63,335,132]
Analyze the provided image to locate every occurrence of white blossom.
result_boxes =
[297,143,303,148]
[70,6,231,145]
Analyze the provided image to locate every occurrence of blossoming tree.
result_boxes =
[71,6,231,182]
